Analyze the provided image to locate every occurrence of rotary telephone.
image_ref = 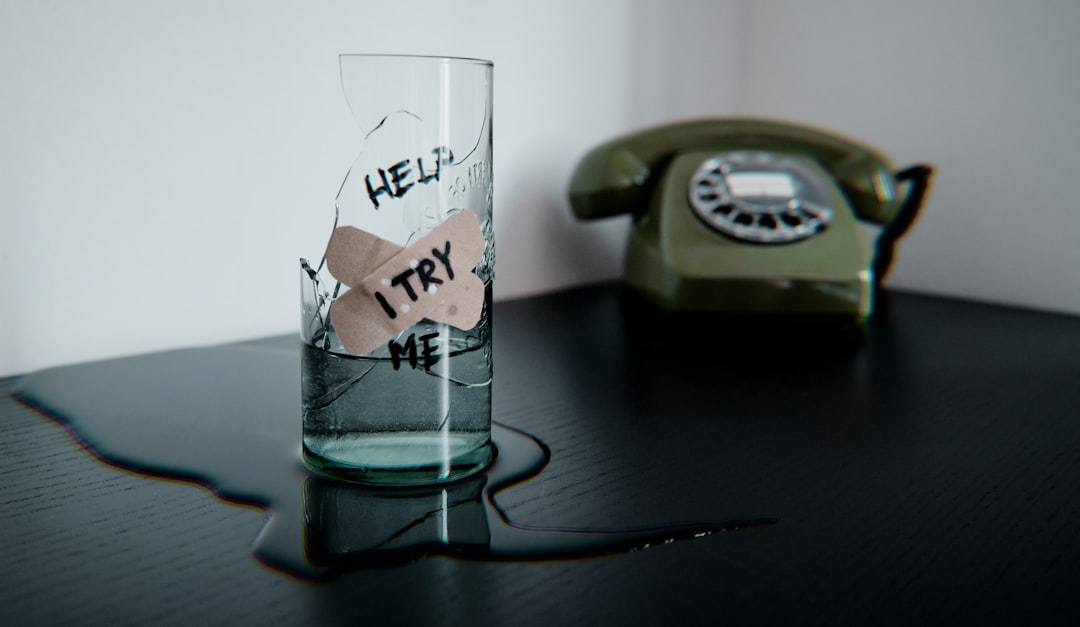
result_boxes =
[568,118,932,319]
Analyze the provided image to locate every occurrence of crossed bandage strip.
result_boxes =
[326,210,487,356]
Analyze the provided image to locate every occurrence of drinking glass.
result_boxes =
[300,55,494,486]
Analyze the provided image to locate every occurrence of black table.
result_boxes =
[2,283,1079,626]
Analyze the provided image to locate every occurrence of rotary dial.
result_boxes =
[688,151,835,244]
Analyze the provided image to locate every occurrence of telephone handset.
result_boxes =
[568,118,931,318]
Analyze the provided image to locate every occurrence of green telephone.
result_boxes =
[568,118,932,319]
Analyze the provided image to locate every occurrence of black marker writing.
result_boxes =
[431,241,453,280]
[374,291,397,319]
[390,268,419,301]
[387,160,413,197]
[365,170,393,209]
[375,240,457,321]
[415,258,442,292]
[364,146,455,209]
[388,332,441,371]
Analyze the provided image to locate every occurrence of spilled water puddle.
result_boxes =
[15,343,774,580]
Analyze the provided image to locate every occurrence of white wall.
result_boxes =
[738,0,1080,316]
[0,0,741,376]
[4,1,1079,377]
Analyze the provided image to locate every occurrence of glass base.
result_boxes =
[302,434,495,486]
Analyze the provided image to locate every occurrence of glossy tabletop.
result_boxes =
[2,283,1079,626]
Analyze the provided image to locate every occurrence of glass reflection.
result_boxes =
[303,473,490,567]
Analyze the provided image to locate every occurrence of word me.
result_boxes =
[388,332,441,371]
